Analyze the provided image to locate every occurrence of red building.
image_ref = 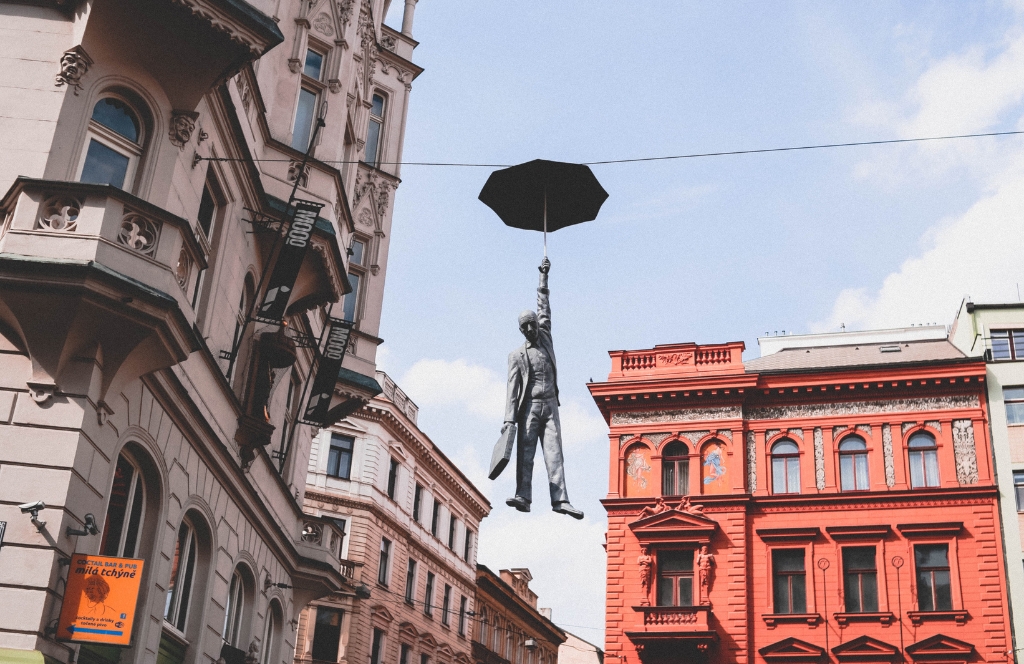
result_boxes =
[588,332,1012,664]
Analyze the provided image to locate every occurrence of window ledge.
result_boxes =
[834,611,895,626]
[161,622,190,646]
[907,610,968,626]
[761,613,821,628]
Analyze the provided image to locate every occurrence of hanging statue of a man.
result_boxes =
[499,257,583,519]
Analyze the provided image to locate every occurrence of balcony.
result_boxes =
[0,178,204,405]
[633,605,711,632]
[608,342,746,380]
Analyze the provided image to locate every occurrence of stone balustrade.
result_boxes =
[634,605,711,631]
[609,342,746,379]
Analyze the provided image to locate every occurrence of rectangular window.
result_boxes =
[350,239,366,266]
[364,94,386,167]
[458,596,468,636]
[915,544,952,611]
[448,515,457,549]
[441,584,452,626]
[1005,387,1024,424]
[464,530,474,562]
[1015,471,1024,511]
[424,572,435,616]
[311,607,344,662]
[370,628,384,664]
[421,655,429,664]
[387,457,400,500]
[378,538,391,586]
[772,549,806,614]
[655,550,694,607]
[197,184,216,239]
[991,330,1024,361]
[303,49,324,80]
[842,547,878,613]
[413,484,423,523]
[431,500,441,537]
[292,88,318,152]
[342,271,360,321]
[405,559,417,604]
[326,434,354,479]
[400,645,411,664]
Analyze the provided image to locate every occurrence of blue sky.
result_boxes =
[378,1,1024,643]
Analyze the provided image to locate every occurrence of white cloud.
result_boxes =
[399,357,607,452]
[818,24,1024,331]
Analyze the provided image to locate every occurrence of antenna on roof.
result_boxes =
[840,323,846,331]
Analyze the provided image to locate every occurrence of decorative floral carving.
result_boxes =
[813,427,824,490]
[882,424,895,488]
[718,430,733,442]
[357,0,375,48]
[611,406,742,425]
[55,46,92,95]
[358,207,374,228]
[746,431,757,492]
[118,212,159,256]
[857,424,872,436]
[168,0,262,55]
[925,420,941,432]
[952,419,979,485]
[766,429,780,441]
[789,428,804,440]
[658,352,693,366]
[313,12,335,36]
[338,0,355,26]
[38,195,81,231]
[681,430,710,446]
[175,246,192,289]
[619,434,635,447]
[902,422,917,436]
[237,73,253,113]
[288,160,310,187]
[301,521,324,544]
[169,111,199,149]
[645,432,670,448]
[745,395,979,420]
[380,32,396,51]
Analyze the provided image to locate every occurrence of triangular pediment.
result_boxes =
[630,506,716,542]
[437,644,456,659]
[759,637,825,661]
[906,634,975,660]
[453,653,472,664]
[418,633,438,650]
[370,604,394,623]
[832,635,899,662]
[398,621,419,641]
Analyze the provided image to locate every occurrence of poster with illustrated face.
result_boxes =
[702,442,729,494]
[58,554,144,646]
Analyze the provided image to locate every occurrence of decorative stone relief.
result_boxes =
[882,424,895,488]
[681,431,710,446]
[718,430,733,442]
[38,196,81,231]
[358,207,374,227]
[118,212,159,256]
[611,405,742,425]
[952,419,979,485]
[168,0,262,54]
[380,32,396,51]
[169,111,199,149]
[236,73,253,113]
[925,420,941,432]
[789,428,804,441]
[833,426,847,438]
[813,428,824,490]
[313,12,335,36]
[301,521,323,544]
[338,0,355,26]
[175,247,192,289]
[55,45,92,95]
[902,422,917,436]
[357,0,375,48]
[746,431,756,492]
[745,395,979,420]
[766,429,781,441]
[619,434,634,447]
[645,432,670,448]
[288,160,310,187]
[857,424,872,437]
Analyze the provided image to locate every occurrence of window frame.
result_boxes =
[424,572,435,616]
[458,596,468,636]
[655,548,695,608]
[441,584,452,626]
[770,439,801,495]
[841,546,879,613]
[377,538,391,586]
[431,500,441,537]
[222,569,246,647]
[260,601,281,664]
[771,548,807,614]
[448,514,457,550]
[327,433,355,479]
[914,543,953,612]
[991,329,1024,361]
[660,441,690,497]
[164,517,199,633]
[464,529,474,562]
[310,605,344,663]
[364,92,387,167]
[100,452,146,558]
[370,628,384,664]
[413,483,423,523]
[387,456,400,500]
[78,94,146,192]
[405,558,417,604]
[1014,471,1024,512]
[907,431,940,489]
[1004,386,1024,425]
[838,435,870,492]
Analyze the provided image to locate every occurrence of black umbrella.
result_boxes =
[478,159,609,256]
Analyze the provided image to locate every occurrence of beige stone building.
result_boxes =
[949,300,1024,656]
[0,0,422,661]
[296,373,490,664]
[557,632,603,664]
[471,568,563,664]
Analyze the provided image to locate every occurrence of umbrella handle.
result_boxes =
[543,189,547,258]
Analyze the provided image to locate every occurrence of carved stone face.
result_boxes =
[170,114,195,147]
[60,53,82,80]
[520,319,539,343]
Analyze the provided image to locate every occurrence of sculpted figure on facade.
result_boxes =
[502,258,583,519]
[637,497,669,519]
[637,546,653,605]
[169,111,199,148]
[697,545,714,604]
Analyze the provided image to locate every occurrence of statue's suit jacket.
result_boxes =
[505,285,559,424]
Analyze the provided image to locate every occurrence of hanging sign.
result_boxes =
[256,199,325,323]
[57,554,145,646]
[300,317,354,426]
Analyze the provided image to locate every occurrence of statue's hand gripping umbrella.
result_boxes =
[478,159,609,519]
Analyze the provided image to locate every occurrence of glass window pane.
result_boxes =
[992,332,1011,359]
[773,576,790,613]
[656,576,674,606]
[343,272,360,321]
[773,549,805,572]
[678,578,693,606]
[371,94,384,117]
[1004,387,1024,400]
[197,185,216,237]
[909,451,925,488]
[659,550,694,572]
[917,570,935,611]
[304,49,324,79]
[176,531,197,630]
[364,120,381,165]
[292,89,317,151]
[843,547,876,570]
[92,98,140,142]
[663,441,687,457]
[662,462,676,496]
[855,454,869,490]
[908,433,935,448]
[772,440,799,454]
[840,455,854,491]
[839,437,867,451]
[1007,402,1024,425]
[787,458,801,493]
[915,544,949,567]
[312,607,343,661]
[861,572,878,612]
[924,450,939,486]
[679,461,689,496]
[122,474,144,558]
[772,456,786,494]
[790,573,806,613]
[100,456,135,556]
[934,570,952,610]
[351,240,365,265]
[80,139,129,188]
[1013,331,1024,359]
[844,573,862,612]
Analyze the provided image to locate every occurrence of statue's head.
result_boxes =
[518,310,539,343]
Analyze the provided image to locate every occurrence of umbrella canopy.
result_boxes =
[478,159,609,234]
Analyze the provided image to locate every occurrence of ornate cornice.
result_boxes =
[168,0,283,55]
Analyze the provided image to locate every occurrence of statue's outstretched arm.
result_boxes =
[538,257,551,331]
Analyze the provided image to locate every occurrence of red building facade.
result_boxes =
[589,336,1012,664]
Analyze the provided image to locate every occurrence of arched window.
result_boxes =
[228,273,256,380]
[261,600,283,664]
[506,625,513,659]
[479,606,489,644]
[364,93,386,167]
[80,95,145,190]
[100,453,145,557]
[164,517,199,632]
[838,436,869,491]
[770,440,801,494]
[661,441,689,496]
[492,617,501,653]
[222,568,247,647]
[908,432,939,488]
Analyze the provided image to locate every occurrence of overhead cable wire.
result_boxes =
[196,129,1024,169]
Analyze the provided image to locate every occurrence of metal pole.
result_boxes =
[818,558,830,658]
[892,556,905,659]
[543,189,547,258]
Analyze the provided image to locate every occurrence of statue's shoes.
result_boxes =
[506,496,531,512]
[553,502,584,520]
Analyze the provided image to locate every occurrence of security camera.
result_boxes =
[19,501,45,513]
[67,513,100,538]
